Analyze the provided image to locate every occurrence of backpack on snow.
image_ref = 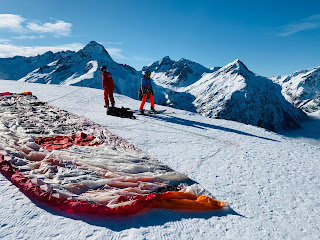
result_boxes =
[107,107,134,118]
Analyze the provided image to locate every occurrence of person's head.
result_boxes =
[100,66,107,72]
[144,70,151,78]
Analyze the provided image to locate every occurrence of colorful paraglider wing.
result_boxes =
[0,94,225,215]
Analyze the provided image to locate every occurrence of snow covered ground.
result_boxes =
[1,80,320,239]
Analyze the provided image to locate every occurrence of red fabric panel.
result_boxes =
[0,154,225,215]
[0,154,157,215]
[35,132,103,151]
[0,92,13,96]
[0,92,32,96]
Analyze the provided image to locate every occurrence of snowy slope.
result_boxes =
[185,60,308,131]
[143,58,308,131]
[271,66,320,113]
[0,80,319,240]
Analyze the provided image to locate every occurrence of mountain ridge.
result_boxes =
[0,41,314,131]
[271,66,320,113]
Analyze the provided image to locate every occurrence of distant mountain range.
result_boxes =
[0,41,140,97]
[1,41,318,131]
[271,67,320,114]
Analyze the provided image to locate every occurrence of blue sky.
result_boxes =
[0,0,319,77]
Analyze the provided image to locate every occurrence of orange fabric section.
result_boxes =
[150,191,225,210]
[19,92,32,95]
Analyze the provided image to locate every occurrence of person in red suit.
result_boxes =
[101,65,115,108]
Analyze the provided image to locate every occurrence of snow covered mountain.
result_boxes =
[271,66,320,113]
[0,42,310,131]
[144,56,215,88]
[0,41,142,98]
[184,60,308,131]
[0,50,73,80]
[142,58,308,131]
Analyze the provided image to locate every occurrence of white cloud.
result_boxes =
[11,35,45,40]
[106,48,126,59]
[280,22,319,37]
[0,43,84,58]
[26,20,72,37]
[0,14,72,37]
[106,41,123,45]
[0,14,24,31]
[280,13,320,37]
[304,14,320,21]
[0,39,11,44]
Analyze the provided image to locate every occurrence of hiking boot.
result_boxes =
[138,109,145,115]
[104,105,109,108]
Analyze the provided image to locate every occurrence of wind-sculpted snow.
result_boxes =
[272,66,320,113]
[0,94,224,215]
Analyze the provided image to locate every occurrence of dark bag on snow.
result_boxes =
[107,107,134,118]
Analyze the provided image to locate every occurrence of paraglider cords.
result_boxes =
[46,80,97,103]
[132,117,240,193]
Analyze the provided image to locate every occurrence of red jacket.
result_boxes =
[102,71,114,89]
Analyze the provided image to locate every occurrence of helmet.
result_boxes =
[100,65,107,72]
[144,70,151,78]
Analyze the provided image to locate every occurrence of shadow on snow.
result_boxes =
[145,114,279,142]
[34,196,243,231]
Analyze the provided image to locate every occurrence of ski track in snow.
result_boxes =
[0,80,320,239]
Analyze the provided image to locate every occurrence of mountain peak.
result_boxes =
[232,59,247,68]
[83,41,106,52]
[79,41,112,60]
[162,56,171,61]
[223,59,253,75]
[159,56,174,64]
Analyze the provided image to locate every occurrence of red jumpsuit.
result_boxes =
[102,71,115,107]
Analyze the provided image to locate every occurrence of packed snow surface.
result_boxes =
[1,80,320,239]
